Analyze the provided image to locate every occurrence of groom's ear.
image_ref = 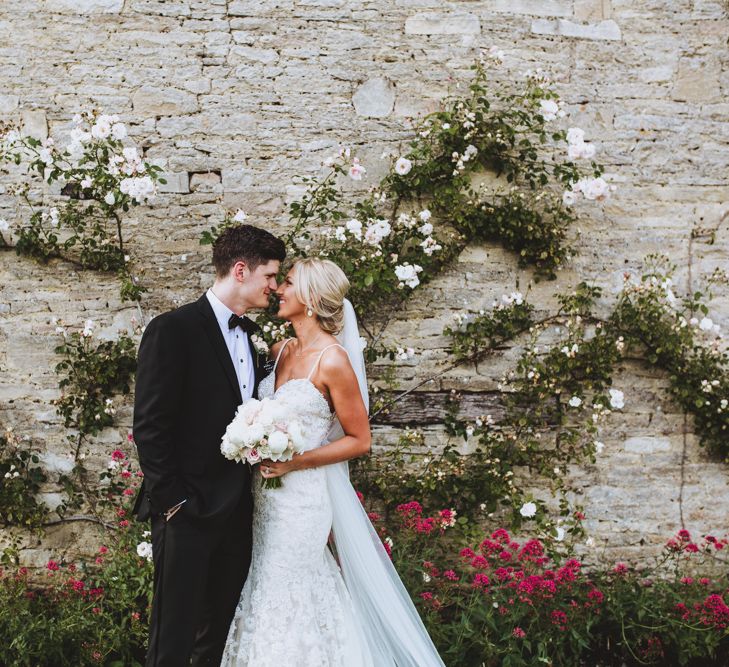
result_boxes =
[232,260,250,282]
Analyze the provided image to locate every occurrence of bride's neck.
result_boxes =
[290,316,322,346]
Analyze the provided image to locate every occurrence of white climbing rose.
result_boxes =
[394,157,412,175]
[519,501,537,518]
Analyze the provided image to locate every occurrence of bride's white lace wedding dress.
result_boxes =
[220,342,374,666]
[221,330,445,667]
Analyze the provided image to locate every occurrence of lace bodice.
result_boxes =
[256,342,338,452]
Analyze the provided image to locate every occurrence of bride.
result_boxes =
[220,257,445,666]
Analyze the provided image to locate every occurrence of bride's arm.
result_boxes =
[262,346,371,477]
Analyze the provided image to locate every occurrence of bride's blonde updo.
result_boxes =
[292,258,350,335]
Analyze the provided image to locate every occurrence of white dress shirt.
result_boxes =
[206,288,256,403]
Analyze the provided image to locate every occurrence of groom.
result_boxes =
[132,224,286,666]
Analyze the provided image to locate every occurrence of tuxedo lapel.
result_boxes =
[196,295,243,405]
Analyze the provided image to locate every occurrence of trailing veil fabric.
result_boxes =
[325,298,446,667]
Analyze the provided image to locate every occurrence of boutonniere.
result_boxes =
[250,334,269,356]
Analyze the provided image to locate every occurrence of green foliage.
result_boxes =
[605,258,729,461]
[53,328,137,437]
[3,111,165,302]
[382,58,600,279]
[0,450,150,666]
[0,427,49,529]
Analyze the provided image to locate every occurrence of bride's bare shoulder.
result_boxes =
[319,343,352,375]
[269,338,291,361]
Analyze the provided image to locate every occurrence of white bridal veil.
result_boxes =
[326,298,446,667]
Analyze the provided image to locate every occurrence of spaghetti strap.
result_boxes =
[273,338,292,371]
[306,343,345,381]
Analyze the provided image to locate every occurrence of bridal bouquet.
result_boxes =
[220,396,306,489]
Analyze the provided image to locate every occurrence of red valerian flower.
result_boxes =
[512,627,526,638]
[551,610,568,630]
[472,573,490,589]
[111,449,126,461]
[699,594,729,629]
[491,528,510,543]
[46,560,60,572]
[471,555,489,569]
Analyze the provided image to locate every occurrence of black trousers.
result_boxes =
[145,491,253,667]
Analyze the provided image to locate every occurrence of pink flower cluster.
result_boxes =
[395,501,457,534]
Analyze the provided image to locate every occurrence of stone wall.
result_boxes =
[1,0,728,566]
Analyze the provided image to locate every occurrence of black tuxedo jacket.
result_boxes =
[132,294,271,522]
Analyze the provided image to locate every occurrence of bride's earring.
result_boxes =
[306,308,313,317]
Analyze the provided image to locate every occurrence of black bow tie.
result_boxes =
[228,313,256,334]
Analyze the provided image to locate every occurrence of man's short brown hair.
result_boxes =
[212,224,286,277]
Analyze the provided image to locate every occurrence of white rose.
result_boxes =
[246,447,261,464]
[519,501,537,518]
[699,317,714,331]
[419,222,433,236]
[562,191,576,207]
[91,119,111,140]
[394,157,412,176]
[245,422,266,445]
[111,123,127,140]
[233,209,247,223]
[580,177,610,201]
[419,209,431,222]
[566,127,585,145]
[221,436,239,459]
[225,419,248,447]
[349,159,366,180]
[364,219,391,246]
[539,99,559,121]
[287,420,306,450]
[104,192,115,205]
[568,396,582,408]
[345,218,362,238]
[394,263,422,289]
[267,430,289,457]
[609,388,624,410]
[136,541,153,561]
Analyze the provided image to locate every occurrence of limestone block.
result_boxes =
[222,167,254,193]
[189,171,222,193]
[574,0,612,21]
[623,436,672,454]
[132,86,200,117]
[352,77,395,118]
[484,0,572,17]
[38,452,75,475]
[229,45,280,65]
[672,55,722,104]
[228,0,294,16]
[158,172,190,194]
[0,94,19,114]
[51,0,123,12]
[531,18,622,40]
[21,109,48,140]
[404,12,481,35]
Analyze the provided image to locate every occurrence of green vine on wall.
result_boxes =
[0,111,166,302]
